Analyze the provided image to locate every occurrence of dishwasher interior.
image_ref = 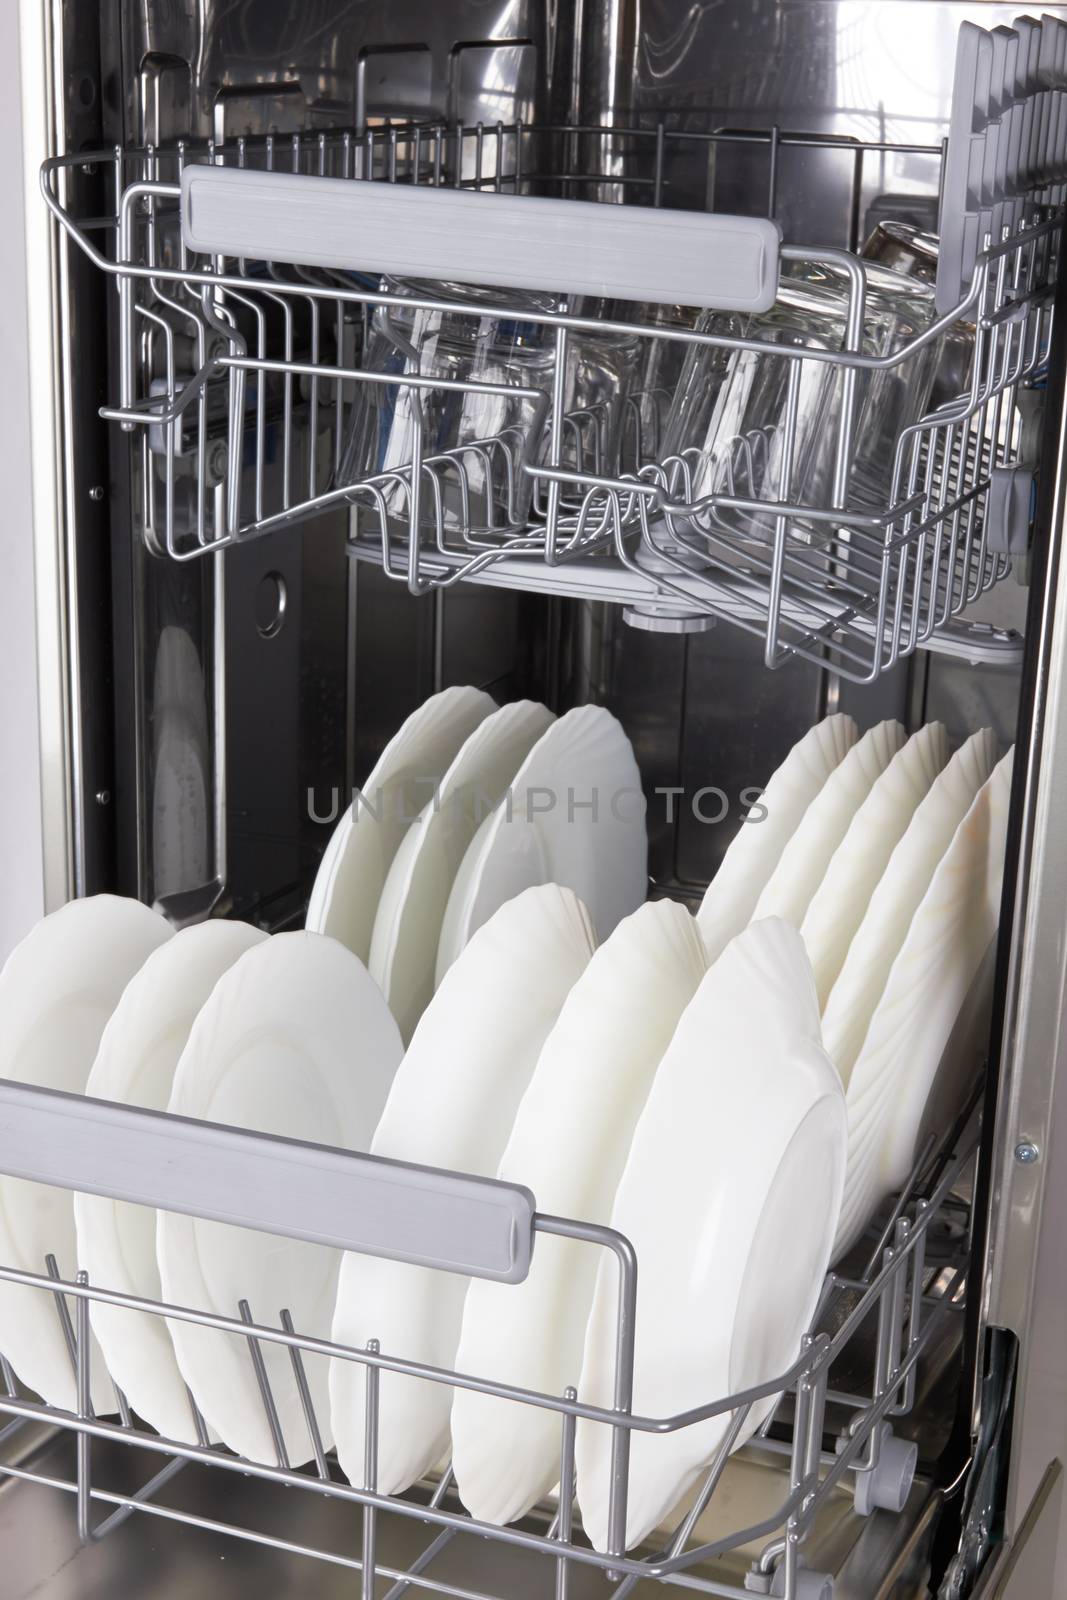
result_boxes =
[6,0,1067,1595]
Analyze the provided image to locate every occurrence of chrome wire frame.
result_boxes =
[0,1105,976,1600]
[40,121,1054,682]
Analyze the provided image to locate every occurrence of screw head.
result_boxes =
[88,484,105,501]
[94,789,111,806]
[1015,1141,1040,1165]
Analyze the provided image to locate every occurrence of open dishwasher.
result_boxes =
[4,0,1067,1595]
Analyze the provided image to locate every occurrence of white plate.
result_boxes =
[330,885,597,1494]
[450,900,707,1526]
[368,701,555,1043]
[753,721,905,927]
[833,750,1012,1257]
[697,715,857,963]
[158,932,403,1464]
[820,728,996,1089]
[75,920,267,1442]
[575,918,846,1553]
[0,896,173,1412]
[307,686,496,962]
[800,724,949,1008]
[435,705,648,984]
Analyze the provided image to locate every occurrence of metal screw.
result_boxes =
[1015,1141,1040,1165]
[88,485,105,501]
[95,790,110,806]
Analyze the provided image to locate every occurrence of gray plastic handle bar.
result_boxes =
[0,1079,536,1284]
[180,164,782,314]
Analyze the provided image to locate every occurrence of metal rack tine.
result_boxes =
[555,1385,577,1600]
[363,1338,380,1600]
[380,1467,458,1600]
[185,1384,212,1449]
[238,1299,290,1471]
[45,1255,96,1422]
[280,1308,329,1481]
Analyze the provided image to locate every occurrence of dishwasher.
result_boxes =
[4,0,1067,1595]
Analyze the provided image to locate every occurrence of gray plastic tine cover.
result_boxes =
[1014,17,1043,189]
[937,23,995,313]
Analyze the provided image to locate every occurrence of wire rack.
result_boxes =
[0,1074,978,1600]
[40,106,1053,683]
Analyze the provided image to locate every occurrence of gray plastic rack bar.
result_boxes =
[0,1079,536,1283]
[180,164,782,313]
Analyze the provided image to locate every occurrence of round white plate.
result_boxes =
[800,724,948,1009]
[697,715,857,963]
[368,700,555,1043]
[575,918,846,1553]
[306,686,496,962]
[753,720,905,927]
[833,749,1012,1257]
[158,932,403,1465]
[435,705,648,984]
[330,884,597,1494]
[75,920,267,1442]
[450,900,707,1527]
[0,896,173,1412]
[821,728,996,1090]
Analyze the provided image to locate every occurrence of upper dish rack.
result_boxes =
[40,17,1061,681]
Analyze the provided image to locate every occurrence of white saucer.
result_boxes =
[307,686,496,962]
[450,900,707,1527]
[833,749,1012,1257]
[158,932,403,1465]
[821,728,996,1089]
[800,724,948,1008]
[435,705,648,983]
[330,885,597,1495]
[0,896,173,1413]
[697,715,857,962]
[575,918,846,1552]
[75,920,267,1441]
[754,721,905,927]
[368,701,554,1042]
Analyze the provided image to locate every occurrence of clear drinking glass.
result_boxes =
[339,278,640,534]
[659,257,942,543]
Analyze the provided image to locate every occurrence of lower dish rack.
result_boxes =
[39,15,1061,684]
[0,1075,977,1600]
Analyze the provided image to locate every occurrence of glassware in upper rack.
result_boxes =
[658,256,944,546]
[861,220,975,411]
[338,278,640,537]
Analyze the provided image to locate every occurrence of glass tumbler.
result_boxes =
[340,278,640,535]
[659,257,942,544]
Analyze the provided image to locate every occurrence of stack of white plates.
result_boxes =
[0,701,1011,1556]
[308,686,649,1042]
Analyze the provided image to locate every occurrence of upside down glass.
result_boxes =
[339,278,640,535]
[658,256,943,544]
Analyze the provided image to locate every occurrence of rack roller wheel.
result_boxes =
[852,1424,918,1516]
[769,1564,833,1598]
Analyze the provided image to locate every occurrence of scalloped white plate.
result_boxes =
[368,701,555,1043]
[820,728,997,1090]
[754,720,906,927]
[800,724,949,1009]
[697,715,857,962]
[0,896,173,1414]
[75,920,267,1443]
[575,918,845,1553]
[331,885,597,1494]
[450,900,708,1527]
[158,932,402,1465]
[435,706,648,984]
[307,686,496,962]
[833,750,1012,1257]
